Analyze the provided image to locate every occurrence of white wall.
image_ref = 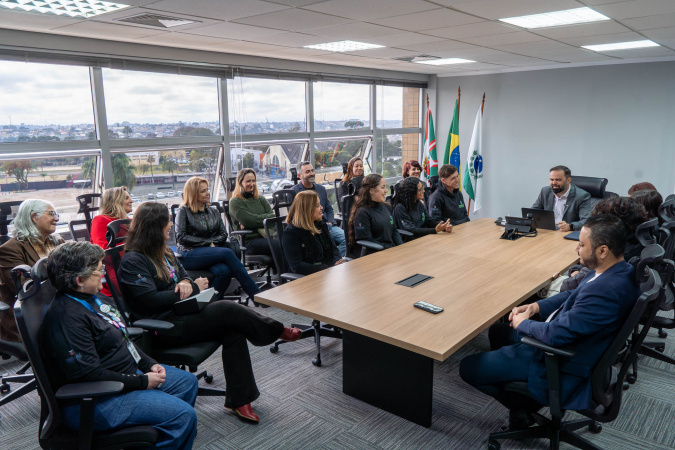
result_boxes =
[434,61,675,221]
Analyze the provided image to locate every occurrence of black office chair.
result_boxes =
[272,189,296,218]
[14,258,159,449]
[103,245,226,398]
[68,219,91,242]
[0,200,22,244]
[659,197,675,226]
[486,261,665,450]
[572,176,609,210]
[263,216,342,367]
[105,219,131,248]
[334,177,343,215]
[75,193,101,235]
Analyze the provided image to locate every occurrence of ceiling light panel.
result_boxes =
[414,58,475,66]
[582,40,660,52]
[304,40,385,52]
[0,0,130,18]
[499,7,610,29]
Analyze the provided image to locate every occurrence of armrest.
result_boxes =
[55,381,123,400]
[231,230,252,236]
[356,240,384,251]
[131,319,175,331]
[0,301,9,312]
[281,273,305,282]
[126,327,144,339]
[398,230,413,237]
[521,336,577,358]
[342,257,354,262]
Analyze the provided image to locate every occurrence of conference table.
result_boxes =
[254,218,580,427]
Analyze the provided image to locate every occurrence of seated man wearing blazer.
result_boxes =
[532,165,592,232]
[459,214,639,429]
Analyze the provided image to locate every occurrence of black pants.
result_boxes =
[153,300,284,408]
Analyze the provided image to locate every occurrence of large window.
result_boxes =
[0,61,95,143]
[102,69,219,139]
[228,77,306,136]
[314,82,370,132]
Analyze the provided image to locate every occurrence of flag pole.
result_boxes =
[466,93,485,215]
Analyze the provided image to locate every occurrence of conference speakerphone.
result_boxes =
[395,273,434,288]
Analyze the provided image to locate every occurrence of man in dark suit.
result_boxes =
[532,165,591,232]
[459,214,639,429]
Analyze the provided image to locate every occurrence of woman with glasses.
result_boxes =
[118,202,301,423]
[393,177,452,241]
[0,199,64,342]
[42,241,199,449]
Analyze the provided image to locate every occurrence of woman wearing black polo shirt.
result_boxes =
[42,242,198,449]
[393,177,452,241]
[348,173,403,255]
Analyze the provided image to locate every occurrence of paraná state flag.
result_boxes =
[463,106,484,213]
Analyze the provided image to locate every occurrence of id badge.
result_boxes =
[127,341,141,363]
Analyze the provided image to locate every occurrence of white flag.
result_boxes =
[463,107,484,213]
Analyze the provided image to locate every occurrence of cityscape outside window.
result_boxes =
[314,81,370,132]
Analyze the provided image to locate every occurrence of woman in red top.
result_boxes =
[90,186,133,296]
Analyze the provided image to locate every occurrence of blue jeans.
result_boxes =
[62,365,198,449]
[180,246,261,298]
[329,224,346,257]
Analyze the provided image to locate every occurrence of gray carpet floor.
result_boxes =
[0,304,673,450]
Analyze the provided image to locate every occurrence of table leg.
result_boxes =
[342,330,433,427]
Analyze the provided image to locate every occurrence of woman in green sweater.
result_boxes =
[228,168,284,270]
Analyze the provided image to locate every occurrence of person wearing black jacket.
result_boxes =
[428,164,470,226]
[283,191,343,275]
[42,242,199,449]
[176,176,260,301]
[338,156,364,205]
[393,177,452,240]
[119,202,301,424]
[349,173,403,255]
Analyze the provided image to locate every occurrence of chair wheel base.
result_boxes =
[626,374,637,384]
[655,345,665,353]
[589,422,602,433]
[487,440,501,450]
[270,346,278,354]
[204,375,214,383]
[658,329,668,338]
[0,383,9,394]
[312,358,321,367]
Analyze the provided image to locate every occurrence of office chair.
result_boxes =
[0,299,36,408]
[572,176,608,210]
[14,258,159,449]
[262,216,341,367]
[68,219,91,242]
[427,175,440,194]
[272,189,296,218]
[0,200,22,244]
[102,245,226,398]
[487,261,665,450]
[75,193,101,235]
[105,219,131,247]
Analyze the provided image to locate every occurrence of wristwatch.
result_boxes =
[569,224,575,231]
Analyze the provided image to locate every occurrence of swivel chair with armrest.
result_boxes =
[0,200,22,245]
[68,219,91,242]
[262,216,342,367]
[14,258,159,450]
[271,189,296,218]
[486,253,665,450]
[572,176,611,210]
[102,245,226,398]
[75,193,101,236]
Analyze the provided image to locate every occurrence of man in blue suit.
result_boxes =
[460,214,639,429]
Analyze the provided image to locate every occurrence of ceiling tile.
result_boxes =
[458,31,546,47]
[424,21,519,40]
[232,8,352,31]
[493,40,573,57]
[303,0,439,21]
[135,32,231,47]
[580,0,633,5]
[309,22,400,39]
[370,8,484,32]
[498,57,564,66]
[444,0,583,21]
[366,32,448,47]
[621,13,675,30]
[641,26,675,40]
[245,32,329,47]
[143,0,290,21]
[531,20,632,39]
[559,31,646,46]
[203,40,289,54]
[261,0,330,6]
[598,45,675,57]
[0,9,83,31]
[594,0,675,20]
[438,47,529,61]
[180,21,284,39]
[343,47,419,59]
[51,21,165,39]
[397,40,478,53]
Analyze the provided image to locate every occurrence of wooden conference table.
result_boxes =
[255,218,580,427]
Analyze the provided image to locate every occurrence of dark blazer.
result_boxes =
[532,184,592,231]
[517,261,639,410]
[292,182,336,225]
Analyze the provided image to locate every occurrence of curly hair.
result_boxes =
[395,177,422,212]
[591,196,647,235]
[348,173,383,246]
[631,189,663,220]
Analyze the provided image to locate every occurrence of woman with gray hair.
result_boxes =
[42,241,199,449]
[0,199,64,341]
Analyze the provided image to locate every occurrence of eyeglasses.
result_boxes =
[33,210,59,219]
[92,267,106,277]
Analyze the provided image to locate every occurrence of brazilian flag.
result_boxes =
[443,99,460,189]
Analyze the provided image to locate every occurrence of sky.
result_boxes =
[0,60,404,127]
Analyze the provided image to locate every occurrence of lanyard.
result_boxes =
[65,293,130,342]
[164,256,179,283]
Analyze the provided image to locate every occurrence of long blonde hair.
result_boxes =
[181,177,209,213]
[99,186,129,219]
[287,191,321,235]
[232,168,259,199]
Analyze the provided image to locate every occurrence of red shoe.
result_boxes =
[227,403,259,423]
[280,327,302,342]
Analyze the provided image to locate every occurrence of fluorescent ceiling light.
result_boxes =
[0,0,129,18]
[499,7,609,29]
[582,40,660,52]
[304,40,385,52]
[414,58,475,66]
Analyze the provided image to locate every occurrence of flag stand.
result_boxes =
[467,92,485,215]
